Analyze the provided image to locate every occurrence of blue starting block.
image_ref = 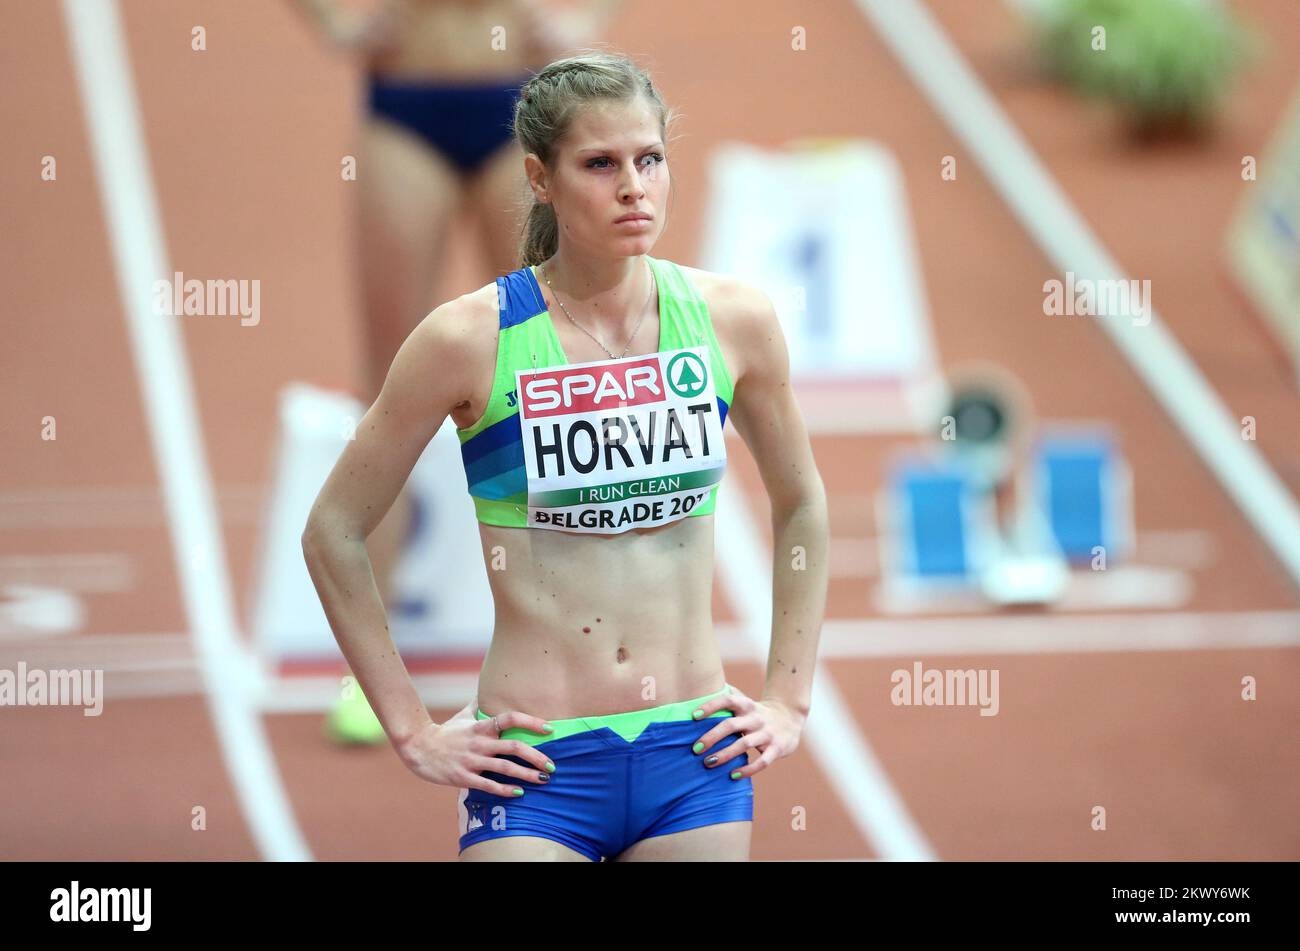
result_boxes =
[878,457,1000,589]
[1031,430,1133,567]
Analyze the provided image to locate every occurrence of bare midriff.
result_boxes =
[366,0,547,82]
[472,511,728,721]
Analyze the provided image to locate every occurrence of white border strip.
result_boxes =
[61,0,310,861]
[7,611,1295,701]
[255,672,480,714]
[811,611,1300,657]
[714,485,937,860]
[10,608,1293,675]
[855,0,1300,589]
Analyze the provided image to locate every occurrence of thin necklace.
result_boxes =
[541,259,656,360]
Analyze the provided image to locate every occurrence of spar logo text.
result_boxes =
[522,356,661,417]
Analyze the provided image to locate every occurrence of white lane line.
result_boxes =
[0,633,197,668]
[855,0,1300,592]
[9,611,1294,697]
[827,528,1219,575]
[808,611,1300,657]
[61,0,310,861]
[0,485,265,528]
[874,564,1196,614]
[0,554,134,594]
[714,486,938,861]
[255,673,480,714]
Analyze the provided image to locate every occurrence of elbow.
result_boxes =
[302,512,363,563]
[773,476,828,520]
[300,528,317,567]
[300,516,329,563]
[804,473,829,514]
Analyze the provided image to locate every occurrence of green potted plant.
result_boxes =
[1031,0,1256,139]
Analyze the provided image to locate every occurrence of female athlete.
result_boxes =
[302,51,829,861]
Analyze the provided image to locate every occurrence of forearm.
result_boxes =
[302,529,433,745]
[763,488,830,719]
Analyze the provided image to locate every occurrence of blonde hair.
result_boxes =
[512,50,678,268]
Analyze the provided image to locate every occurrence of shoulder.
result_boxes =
[394,281,500,422]
[672,263,783,384]
[411,280,499,358]
[675,262,778,333]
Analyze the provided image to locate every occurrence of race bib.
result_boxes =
[516,347,727,534]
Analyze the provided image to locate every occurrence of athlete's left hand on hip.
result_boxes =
[689,687,805,779]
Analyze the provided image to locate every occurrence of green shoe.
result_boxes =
[325,684,388,746]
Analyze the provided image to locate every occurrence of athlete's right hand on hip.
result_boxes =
[396,702,556,797]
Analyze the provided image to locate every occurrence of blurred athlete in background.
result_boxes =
[290,0,625,741]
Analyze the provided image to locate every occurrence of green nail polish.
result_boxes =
[545,761,555,773]
[692,708,703,719]
[542,722,553,732]
[692,741,704,754]
[512,788,524,797]
[730,770,741,780]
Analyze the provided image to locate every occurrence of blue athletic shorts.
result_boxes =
[456,683,755,861]
[367,72,527,175]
